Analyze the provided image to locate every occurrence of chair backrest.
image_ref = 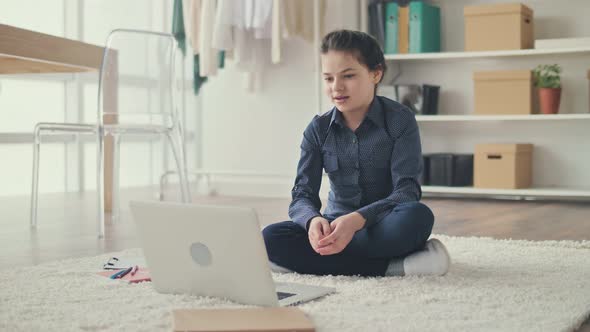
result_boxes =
[97,29,179,127]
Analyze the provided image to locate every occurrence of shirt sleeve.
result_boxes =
[288,118,324,231]
[356,113,423,227]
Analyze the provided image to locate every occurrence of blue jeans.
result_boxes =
[262,202,434,276]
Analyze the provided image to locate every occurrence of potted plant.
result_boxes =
[533,64,562,114]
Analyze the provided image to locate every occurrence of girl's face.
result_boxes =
[321,50,382,115]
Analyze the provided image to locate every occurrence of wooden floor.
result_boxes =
[2,187,589,330]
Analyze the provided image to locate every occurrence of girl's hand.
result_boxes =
[316,212,366,255]
[308,216,332,253]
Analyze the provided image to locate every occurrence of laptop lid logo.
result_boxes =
[190,242,212,266]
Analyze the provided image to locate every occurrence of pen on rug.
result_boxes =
[116,266,133,279]
[109,269,125,279]
[110,267,132,279]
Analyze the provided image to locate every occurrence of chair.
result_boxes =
[30,29,191,238]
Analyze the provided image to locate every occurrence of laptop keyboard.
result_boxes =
[276,291,296,300]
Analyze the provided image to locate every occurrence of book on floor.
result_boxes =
[172,307,315,332]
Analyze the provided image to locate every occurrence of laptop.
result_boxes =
[129,201,335,307]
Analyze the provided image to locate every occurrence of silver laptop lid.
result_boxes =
[130,201,279,307]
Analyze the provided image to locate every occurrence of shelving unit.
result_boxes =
[384,46,590,61]
[405,45,590,200]
[416,113,590,122]
[422,186,590,199]
[389,42,590,199]
[373,0,590,201]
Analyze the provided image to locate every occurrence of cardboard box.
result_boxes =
[172,307,315,332]
[473,70,533,115]
[474,143,533,189]
[464,3,534,51]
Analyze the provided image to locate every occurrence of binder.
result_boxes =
[409,1,441,53]
[398,5,409,54]
[368,2,386,47]
[384,2,399,54]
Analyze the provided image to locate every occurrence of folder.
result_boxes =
[172,307,315,332]
[368,1,386,47]
[398,5,409,54]
[409,1,441,53]
[384,2,399,54]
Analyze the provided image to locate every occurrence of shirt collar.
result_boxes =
[330,107,346,127]
[329,97,385,129]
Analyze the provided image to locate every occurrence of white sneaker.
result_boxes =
[403,238,451,276]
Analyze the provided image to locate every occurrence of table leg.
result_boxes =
[102,55,117,213]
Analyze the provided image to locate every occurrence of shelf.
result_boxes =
[422,186,590,199]
[416,113,590,122]
[384,46,590,61]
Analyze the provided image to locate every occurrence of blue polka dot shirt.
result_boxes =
[289,96,423,230]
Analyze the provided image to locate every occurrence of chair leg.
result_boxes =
[96,130,105,238]
[158,170,175,201]
[167,132,191,203]
[30,127,42,228]
[176,124,192,203]
[111,134,121,222]
[178,123,192,199]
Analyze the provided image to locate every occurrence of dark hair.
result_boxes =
[320,30,387,83]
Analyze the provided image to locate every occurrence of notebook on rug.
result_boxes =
[96,267,151,283]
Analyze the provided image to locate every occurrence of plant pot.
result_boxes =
[538,87,561,114]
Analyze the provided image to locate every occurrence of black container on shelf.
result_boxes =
[428,153,454,186]
[420,154,431,185]
[426,153,474,187]
[452,154,474,187]
[422,84,440,115]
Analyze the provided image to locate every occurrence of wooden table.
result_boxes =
[0,23,116,212]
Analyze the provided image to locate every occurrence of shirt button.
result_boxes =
[352,138,357,144]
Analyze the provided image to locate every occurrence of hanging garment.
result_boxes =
[182,0,202,54]
[252,0,273,39]
[211,0,234,51]
[173,0,208,94]
[199,0,218,77]
[212,0,234,51]
[172,0,187,55]
[282,0,326,43]
[271,0,281,63]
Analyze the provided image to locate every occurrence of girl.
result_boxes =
[262,30,450,277]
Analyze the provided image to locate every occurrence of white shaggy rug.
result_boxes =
[1,235,590,332]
